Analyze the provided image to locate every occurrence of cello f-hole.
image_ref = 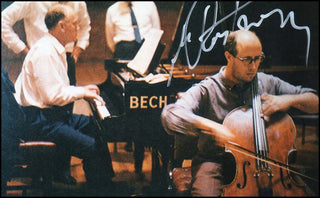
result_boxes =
[237,161,250,189]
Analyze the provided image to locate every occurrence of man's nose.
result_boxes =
[248,60,258,69]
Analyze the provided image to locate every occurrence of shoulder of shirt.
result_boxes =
[66,1,87,9]
[107,2,119,11]
[32,34,64,55]
[257,72,275,79]
[134,2,156,6]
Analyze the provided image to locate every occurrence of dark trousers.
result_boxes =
[22,106,114,185]
[53,53,76,177]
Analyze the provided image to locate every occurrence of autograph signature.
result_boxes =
[167,1,311,87]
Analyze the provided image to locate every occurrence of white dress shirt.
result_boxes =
[1,1,91,54]
[105,1,161,52]
[14,33,85,108]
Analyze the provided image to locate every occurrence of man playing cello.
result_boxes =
[161,29,318,196]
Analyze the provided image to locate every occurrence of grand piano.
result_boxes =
[89,38,203,185]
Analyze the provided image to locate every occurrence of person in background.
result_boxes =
[161,29,319,196]
[105,1,160,60]
[1,1,91,185]
[105,1,161,180]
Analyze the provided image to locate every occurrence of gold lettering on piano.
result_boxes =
[141,96,148,109]
[130,96,168,109]
[149,96,158,108]
[159,96,167,109]
[130,96,139,109]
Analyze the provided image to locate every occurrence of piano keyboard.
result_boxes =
[94,99,111,119]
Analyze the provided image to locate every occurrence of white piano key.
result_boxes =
[94,99,111,119]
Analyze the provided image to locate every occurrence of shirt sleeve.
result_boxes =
[74,2,91,50]
[150,2,161,29]
[1,2,29,54]
[161,84,208,136]
[259,73,318,95]
[105,7,115,53]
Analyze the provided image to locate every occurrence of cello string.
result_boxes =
[226,141,318,182]
[252,77,269,168]
[257,79,269,163]
[252,80,262,168]
[256,77,270,169]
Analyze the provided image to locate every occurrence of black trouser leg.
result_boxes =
[134,142,144,173]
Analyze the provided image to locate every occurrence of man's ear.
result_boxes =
[58,20,66,33]
[224,51,233,62]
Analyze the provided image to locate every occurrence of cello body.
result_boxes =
[222,106,308,196]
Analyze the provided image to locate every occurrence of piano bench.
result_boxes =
[2,141,56,196]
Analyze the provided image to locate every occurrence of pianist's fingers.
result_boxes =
[95,95,106,106]
[83,84,100,95]
[83,87,105,105]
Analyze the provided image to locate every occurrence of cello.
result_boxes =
[222,76,310,196]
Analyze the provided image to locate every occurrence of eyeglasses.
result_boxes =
[234,53,265,65]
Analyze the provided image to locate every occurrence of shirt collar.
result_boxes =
[218,66,235,90]
[217,66,252,92]
[46,33,66,55]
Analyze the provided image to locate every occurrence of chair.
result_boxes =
[1,66,56,196]
[292,114,319,145]
[2,140,56,196]
[167,134,198,196]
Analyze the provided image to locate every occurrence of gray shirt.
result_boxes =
[161,66,317,158]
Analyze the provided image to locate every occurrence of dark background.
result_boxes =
[169,1,319,68]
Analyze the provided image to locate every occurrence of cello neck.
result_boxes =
[251,76,269,169]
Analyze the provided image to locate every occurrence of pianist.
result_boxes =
[13,4,114,193]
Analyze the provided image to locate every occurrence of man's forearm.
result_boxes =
[291,92,319,114]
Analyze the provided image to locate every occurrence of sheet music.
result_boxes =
[135,73,170,84]
[127,28,164,76]
[94,99,111,119]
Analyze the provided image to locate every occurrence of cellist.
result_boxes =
[161,29,318,196]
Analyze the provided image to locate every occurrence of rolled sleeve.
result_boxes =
[75,2,91,50]
[1,2,29,54]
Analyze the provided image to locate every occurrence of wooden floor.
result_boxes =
[3,59,319,196]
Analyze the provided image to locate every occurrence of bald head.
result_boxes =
[45,4,78,46]
[45,4,75,30]
[224,30,262,57]
[224,30,264,85]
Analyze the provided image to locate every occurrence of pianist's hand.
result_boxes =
[71,46,83,63]
[83,84,105,106]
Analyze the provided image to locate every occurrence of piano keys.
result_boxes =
[93,99,111,119]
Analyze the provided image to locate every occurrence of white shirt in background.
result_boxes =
[105,1,160,52]
[1,1,91,54]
